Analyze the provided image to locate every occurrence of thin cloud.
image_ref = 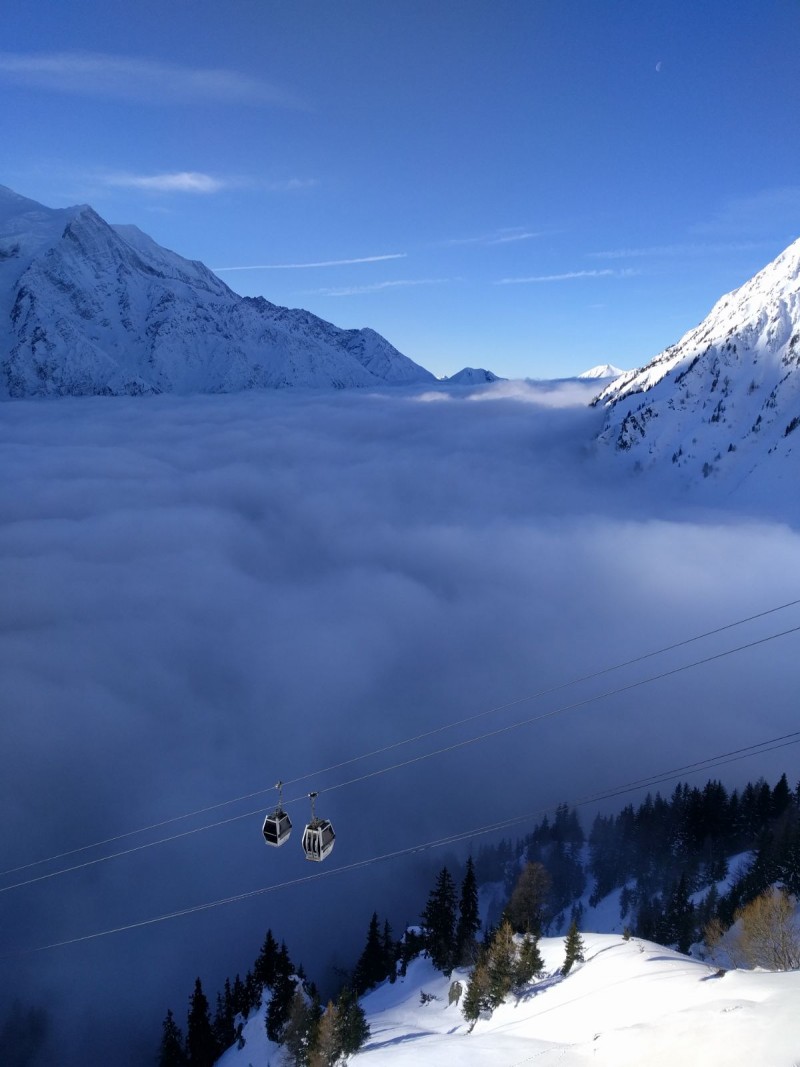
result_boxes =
[590,241,766,259]
[443,227,542,247]
[496,269,636,284]
[310,278,450,297]
[489,231,543,245]
[105,172,318,195]
[105,171,229,194]
[0,51,302,108]
[213,253,407,272]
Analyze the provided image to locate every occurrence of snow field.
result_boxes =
[356,935,800,1066]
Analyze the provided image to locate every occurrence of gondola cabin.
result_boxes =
[262,808,292,847]
[302,818,335,862]
[263,781,292,847]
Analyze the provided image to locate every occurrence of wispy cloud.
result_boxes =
[105,171,229,194]
[103,171,318,196]
[496,269,636,284]
[0,51,302,108]
[214,253,407,272]
[590,241,765,259]
[443,227,542,247]
[309,278,450,297]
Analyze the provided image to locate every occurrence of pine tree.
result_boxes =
[662,873,695,954]
[334,987,370,1057]
[253,928,280,991]
[230,974,246,1019]
[186,978,218,1067]
[243,969,261,1015]
[277,941,293,983]
[514,931,544,988]
[398,926,425,976]
[265,940,296,1042]
[561,920,585,976]
[283,988,314,1067]
[772,773,792,819]
[266,971,296,1044]
[455,857,481,966]
[158,1008,187,1067]
[461,960,491,1026]
[212,980,235,1054]
[382,919,397,983]
[421,867,457,975]
[353,912,387,994]
[486,920,516,1007]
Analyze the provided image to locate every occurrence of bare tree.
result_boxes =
[730,888,800,971]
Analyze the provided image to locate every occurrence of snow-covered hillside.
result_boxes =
[218,936,800,1066]
[595,238,800,484]
[0,185,435,397]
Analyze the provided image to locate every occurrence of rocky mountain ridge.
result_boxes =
[0,185,435,398]
[595,238,800,481]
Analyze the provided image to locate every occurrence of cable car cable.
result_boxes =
[3,596,798,879]
[2,621,799,895]
[275,597,800,793]
[2,729,799,960]
[300,623,800,804]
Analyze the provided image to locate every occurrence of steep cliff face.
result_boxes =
[595,238,800,481]
[0,186,434,398]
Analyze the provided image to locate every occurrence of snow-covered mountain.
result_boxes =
[444,367,504,384]
[578,363,625,380]
[0,185,435,397]
[595,238,800,480]
[218,938,800,1067]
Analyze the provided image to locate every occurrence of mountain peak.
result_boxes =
[596,237,800,484]
[445,367,503,384]
[578,363,625,380]
[0,186,434,398]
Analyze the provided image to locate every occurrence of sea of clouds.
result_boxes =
[2,379,799,1065]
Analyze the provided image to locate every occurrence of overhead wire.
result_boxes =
[2,619,800,896]
[3,596,800,882]
[2,728,799,960]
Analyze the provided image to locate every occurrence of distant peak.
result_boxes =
[446,366,503,383]
[578,364,625,380]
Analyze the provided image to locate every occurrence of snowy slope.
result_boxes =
[595,238,800,484]
[0,185,435,397]
[361,937,800,1067]
[215,935,800,1066]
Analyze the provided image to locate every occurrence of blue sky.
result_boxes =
[3,0,800,378]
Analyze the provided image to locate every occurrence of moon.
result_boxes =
[656,60,663,72]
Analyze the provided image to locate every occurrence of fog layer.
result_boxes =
[2,381,799,1065]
